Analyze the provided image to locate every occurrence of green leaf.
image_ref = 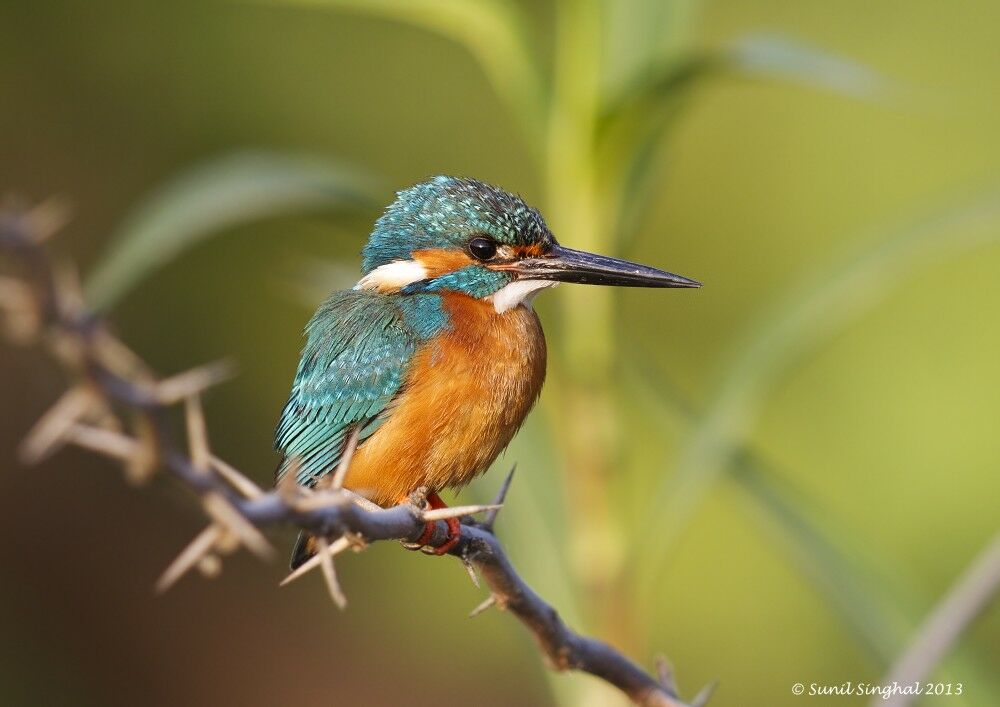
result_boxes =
[726,33,890,101]
[602,32,892,138]
[251,0,545,138]
[598,34,893,249]
[639,185,1000,588]
[600,0,703,92]
[85,152,377,310]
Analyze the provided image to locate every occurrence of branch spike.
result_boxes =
[279,536,351,587]
[196,553,222,578]
[23,196,72,244]
[202,493,273,560]
[468,594,496,618]
[655,654,677,694]
[0,276,40,343]
[421,504,502,522]
[52,258,85,321]
[124,414,158,484]
[156,525,221,594]
[209,455,263,499]
[65,423,138,460]
[155,359,236,404]
[344,489,380,512]
[484,464,516,530]
[690,680,718,707]
[330,426,361,490]
[316,536,348,609]
[277,456,302,502]
[19,385,99,464]
[92,330,154,382]
[461,555,480,588]
[184,394,211,473]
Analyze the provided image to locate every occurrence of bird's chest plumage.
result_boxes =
[343,294,546,504]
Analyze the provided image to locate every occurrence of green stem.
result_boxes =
[545,4,635,699]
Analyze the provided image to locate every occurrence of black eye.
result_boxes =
[468,237,498,261]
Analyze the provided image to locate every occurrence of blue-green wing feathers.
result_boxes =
[275,290,419,487]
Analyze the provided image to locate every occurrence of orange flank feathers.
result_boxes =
[342,292,547,506]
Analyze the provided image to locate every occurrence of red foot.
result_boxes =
[401,491,462,554]
[425,492,461,555]
[412,520,435,547]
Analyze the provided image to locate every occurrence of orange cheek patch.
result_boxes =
[514,243,547,258]
[412,249,474,278]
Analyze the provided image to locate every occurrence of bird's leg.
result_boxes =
[424,491,461,555]
[401,491,461,554]
[409,516,436,549]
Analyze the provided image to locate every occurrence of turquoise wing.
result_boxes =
[274,289,419,487]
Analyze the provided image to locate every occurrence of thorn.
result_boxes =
[92,330,154,383]
[655,655,677,694]
[51,258,85,322]
[156,525,221,594]
[277,456,302,502]
[196,553,222,578]
[330,426,361,490]
[468,594,496,618]
[316,536,348,609]
[292,490,351,512]
[23,196,72,244]
[202,493,273,560]
[92,398,122,432]
[124,414,158,484]
[213,528,241,554]
[184,394,210,473]
[279,536,351,587]
[209,455,263,499]
[421,504,501,522]
[155,359,236,404]
[0,276,40,343]
[484,464,516,530]
[18,385,99,464]
[690,680,718,707]
[461,555,480,588]
[343,489,380,512]
[65,423,138,460]
[48,330,86,371]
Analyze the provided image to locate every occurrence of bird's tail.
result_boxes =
[290,531,318,570]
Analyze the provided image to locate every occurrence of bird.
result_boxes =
[275,176,699,567]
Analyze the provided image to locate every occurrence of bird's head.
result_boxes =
[358,176,699,312]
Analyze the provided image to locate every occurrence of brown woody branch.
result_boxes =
[0,201,713,707]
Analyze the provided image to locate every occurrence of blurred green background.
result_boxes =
[2,1,999,706]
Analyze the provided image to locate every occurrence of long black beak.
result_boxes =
[512,245,701,288]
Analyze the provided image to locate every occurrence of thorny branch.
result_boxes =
[0,201,713,707]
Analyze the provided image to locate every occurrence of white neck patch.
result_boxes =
[355,260,428,292]
[488,279,558,313]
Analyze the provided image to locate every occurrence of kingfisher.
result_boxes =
[275,176,699,566]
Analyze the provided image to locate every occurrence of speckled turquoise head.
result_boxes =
[357,176,700,307]
[363,176,551,273]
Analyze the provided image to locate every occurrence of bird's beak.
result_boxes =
[510,244,701,288]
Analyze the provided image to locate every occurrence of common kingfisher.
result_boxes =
[275,176,699,566]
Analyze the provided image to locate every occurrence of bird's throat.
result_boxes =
[488,279,558,313]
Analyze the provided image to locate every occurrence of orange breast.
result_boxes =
[342,293,547,506]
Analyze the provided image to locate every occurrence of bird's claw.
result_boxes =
[400,491,461,554]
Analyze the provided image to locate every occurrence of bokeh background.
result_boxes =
[2,1,999,706]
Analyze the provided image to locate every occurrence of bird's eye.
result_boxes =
[468,237,498,261]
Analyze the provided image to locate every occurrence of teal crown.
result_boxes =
[361,176,552,275]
